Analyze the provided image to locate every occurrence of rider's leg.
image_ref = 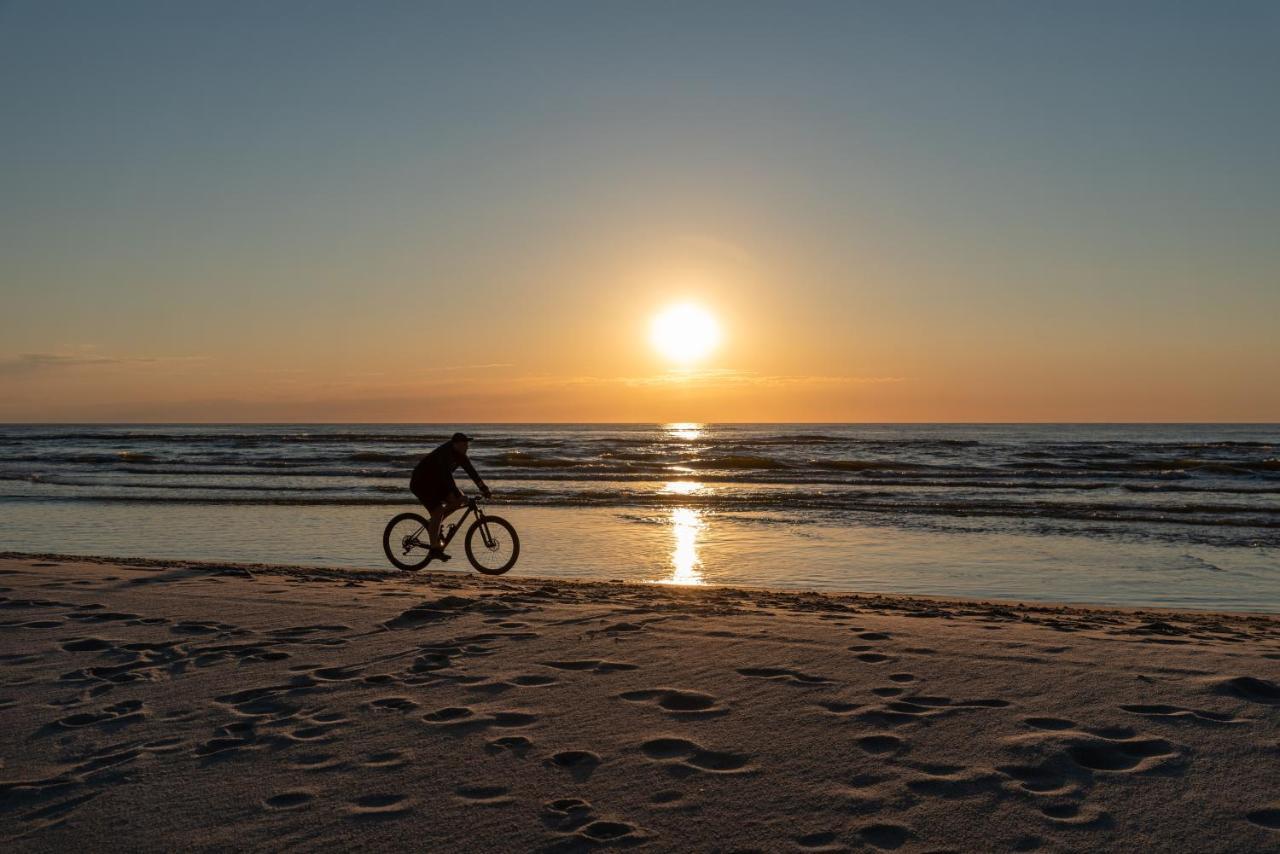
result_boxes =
[426,500,447,550]
[436,492,466,544]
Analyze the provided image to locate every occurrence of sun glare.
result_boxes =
[650,303,721,366]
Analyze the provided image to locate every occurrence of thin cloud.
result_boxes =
[0,352,204,376]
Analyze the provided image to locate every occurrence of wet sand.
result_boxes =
[1,553,1278,852]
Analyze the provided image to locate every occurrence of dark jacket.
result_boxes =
[411,441,486,492]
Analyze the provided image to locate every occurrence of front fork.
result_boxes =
[472,511,496,548]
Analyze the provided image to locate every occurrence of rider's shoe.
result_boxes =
[429,547,452,562]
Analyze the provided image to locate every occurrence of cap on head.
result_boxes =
[451,432,473,444]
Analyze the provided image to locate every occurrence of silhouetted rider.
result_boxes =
[410,432,490,560]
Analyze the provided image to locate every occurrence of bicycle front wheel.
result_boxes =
[383,512,433,571]
[464,515,520,575]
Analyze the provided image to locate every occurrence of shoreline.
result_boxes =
[2,553,1278,851]
[4,549,1278,624]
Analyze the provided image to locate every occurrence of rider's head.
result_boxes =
[450,432,472,453]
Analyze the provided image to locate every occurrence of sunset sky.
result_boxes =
[2,1,1278,422]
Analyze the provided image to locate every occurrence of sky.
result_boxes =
[1,0,1278,422]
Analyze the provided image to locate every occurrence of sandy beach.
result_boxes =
[1,554,1277,852]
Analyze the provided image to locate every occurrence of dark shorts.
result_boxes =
[410,474,460,507]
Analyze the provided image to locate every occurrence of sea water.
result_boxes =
[1,424,1277,611]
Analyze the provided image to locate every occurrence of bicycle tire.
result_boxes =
[464,515,520,575]
[383,512,433,571]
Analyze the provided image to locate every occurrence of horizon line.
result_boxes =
[2,420,1278,427]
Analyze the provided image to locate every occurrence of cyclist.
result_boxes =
[410,432,491,561]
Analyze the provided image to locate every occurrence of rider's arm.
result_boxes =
[459,453,489,496]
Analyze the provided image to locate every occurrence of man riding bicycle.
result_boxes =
[410,432,490,561]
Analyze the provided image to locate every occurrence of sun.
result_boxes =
[650,303,721,366]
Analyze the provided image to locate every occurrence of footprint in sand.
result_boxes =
[1063,735,1180,772]
[650,790,686,807]
[195,736,255,757]
[465,680,516,696]
[1086,724,1136,740]
[793,830,845,851]
[309,711,347,724]
[855,695,1008,729]
[362,749,412,768]
[888,673,916,683]
[142,736,187,754]
[423,706,475,723]
[1246,807,1280,830]
[454,784,513,805]
[483,711,540,729]
[997,760,1077,796]
[486,735,534,756]
[66,611,141,624]
[215,683,314,718]
[539,659,638,674]
[737,667,831,685]
[1039,801,1079,820]
[572,820,645,847]
[511,674,558,687]
[854,652,893,664]
[541,797,596,831]
[311,665,365,682]
[639,737,753,774]
[619,689,727,716]
[289,753,346,772]
[857,823,914,851]
[857,632,892,641]
[50,699,147,730]
[818,700,862,715]
[1216,676,1279,705]
[16,790,103,833]
[906,765,1005,799]
[346,793,412,817]
[1119,704,1239,724]
[289,724,339,742]
[547,750,602,781]
[1039,801,1111,828]
[421,706,538,732]
[369,696,419,712]
[263,791,314,810]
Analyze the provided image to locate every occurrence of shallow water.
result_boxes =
[1,423,1277,611]
[2,502,1276,613]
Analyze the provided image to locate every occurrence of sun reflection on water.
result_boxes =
[661,480,703,496]
[665,422,703,441]
[657,507,705,585]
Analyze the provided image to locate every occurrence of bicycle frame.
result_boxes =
[406,497,495,554]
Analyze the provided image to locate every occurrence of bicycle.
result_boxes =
[382,496,520,575]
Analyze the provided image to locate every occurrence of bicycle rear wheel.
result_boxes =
[383,512,433,571]
[464,515,520,575]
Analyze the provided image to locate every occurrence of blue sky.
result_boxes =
[1,1,1277,420]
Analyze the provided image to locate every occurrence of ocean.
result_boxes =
[2,423,1277,611]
